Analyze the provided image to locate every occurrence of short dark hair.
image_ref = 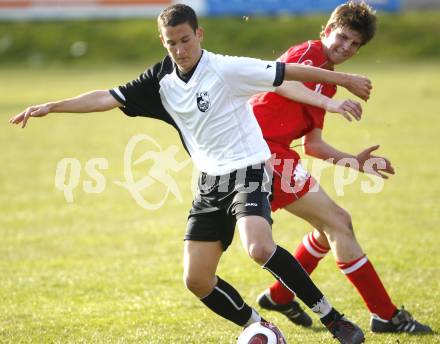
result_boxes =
[321,1,377,46]
[158,4,199,33]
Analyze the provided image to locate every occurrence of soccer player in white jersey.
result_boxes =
[10,4,372,343]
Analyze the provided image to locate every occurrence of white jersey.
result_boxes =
[111,50,285,175]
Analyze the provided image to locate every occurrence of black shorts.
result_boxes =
[185,163,273,251]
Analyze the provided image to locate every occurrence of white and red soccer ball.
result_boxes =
[237,321,287,344]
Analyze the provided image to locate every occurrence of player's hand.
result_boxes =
[344,74,372,101]
[357,145,395,179]
[323,98,362,121]
[9,104,50,128]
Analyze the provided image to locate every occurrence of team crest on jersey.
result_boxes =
[302,59,313,66]
[196,91,210,112]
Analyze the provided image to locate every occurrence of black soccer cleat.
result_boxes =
[256,290,313,327]
[371,306,433,334]
[325,313,365,344]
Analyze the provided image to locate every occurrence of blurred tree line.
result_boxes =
[1,11,439,67]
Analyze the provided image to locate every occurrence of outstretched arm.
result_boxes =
[284,63,372,101]
[303,128,395,179]
[275,81,362,121]
[9,90,121,128]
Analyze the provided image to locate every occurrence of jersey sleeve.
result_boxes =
[109,58,173,123]
[213,54,285,97]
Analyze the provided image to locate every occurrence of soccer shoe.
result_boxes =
[370,307,433,333]
[256,290,313,327]
[325,314,365,344]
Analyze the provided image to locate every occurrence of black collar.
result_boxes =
[175,50,204,83]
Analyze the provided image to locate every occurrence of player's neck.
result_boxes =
[176,50,204,83]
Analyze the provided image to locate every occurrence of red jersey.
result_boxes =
[250,40,337,147]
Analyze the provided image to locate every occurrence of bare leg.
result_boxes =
[183,240,223,298]
[237,215,276,264]
[284,185,363,262]
[183,239,261,326]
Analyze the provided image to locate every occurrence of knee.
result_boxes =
[247,242,276,265]
[183,272,214,298]
[320,207,354,237]
[337,208,353,230]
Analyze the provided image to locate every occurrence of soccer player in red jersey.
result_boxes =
[251,1,432,334]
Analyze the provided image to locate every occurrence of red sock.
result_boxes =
[269,232,330,304]
[337,256,397,320]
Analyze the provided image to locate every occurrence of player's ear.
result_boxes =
[159,33,166,47]
[196,27,204,43]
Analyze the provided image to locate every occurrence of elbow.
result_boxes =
[303,143,320,158]
[96,92,117,112]
[303,143,314,156]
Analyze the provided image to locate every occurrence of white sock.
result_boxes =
[311,296,333,318]
[244,308,262,327]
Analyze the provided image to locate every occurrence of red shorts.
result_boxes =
[269,143,315,211]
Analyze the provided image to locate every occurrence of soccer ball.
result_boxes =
[237,321,287,344]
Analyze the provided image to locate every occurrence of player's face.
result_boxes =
[322,26,362,66]
[160,23,203,73]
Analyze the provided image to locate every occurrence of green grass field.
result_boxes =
[1,62,439,343]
